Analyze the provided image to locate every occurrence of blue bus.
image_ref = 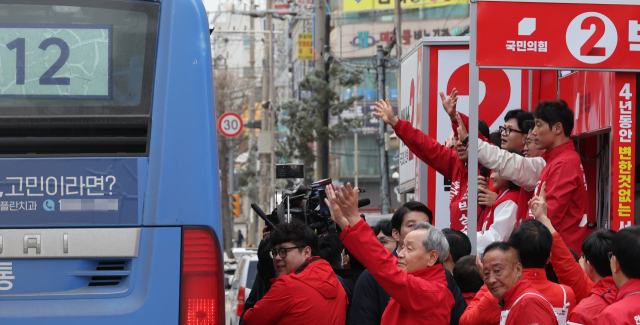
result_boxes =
[0,0,223,324]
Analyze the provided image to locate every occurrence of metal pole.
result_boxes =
[269,13,276,211]
[354,85,359,189]
[377,45,391,214]
[394,0,402,110]
[468,0,479,255]
[228,139,236,245]
[248,0,257,246]
[315,0,328,180]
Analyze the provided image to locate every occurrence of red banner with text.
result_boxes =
[611,73,636,231]
[477,1,640,70]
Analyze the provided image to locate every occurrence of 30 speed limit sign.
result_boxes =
[218,112,243,137]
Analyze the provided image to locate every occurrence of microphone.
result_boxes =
[358,198,371,208]
[479,166,489,211]
[251,203,277,230]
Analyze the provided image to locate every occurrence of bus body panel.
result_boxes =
[0,227,181,324]
[143,0,223,246]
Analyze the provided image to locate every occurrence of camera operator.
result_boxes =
[242,221,348,325]
[326,183,455,324]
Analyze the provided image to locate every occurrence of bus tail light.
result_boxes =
[180,227,224,325]
[236,286,245,317]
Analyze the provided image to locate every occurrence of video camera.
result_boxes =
[251,176,370,235]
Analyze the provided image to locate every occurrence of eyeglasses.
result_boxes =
[524,138,533,146]
[608,252,614,261]
[270,246,304,259]
[499,126,524,136]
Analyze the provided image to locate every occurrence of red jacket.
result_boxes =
[529,140,589,254]
[516,189,535,226]
[460,269,574,325]
[340,219,455,324]
[393,119,469,232]
[549,232,618,306]
[500,278,558,325]
[463,292,476,306]
[568,277,617,325]
[596,278,640,325]
[243,257,348,325]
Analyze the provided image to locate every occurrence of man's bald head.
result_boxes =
[482,242,523,301]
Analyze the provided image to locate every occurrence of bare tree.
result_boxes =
[214,69,250,255]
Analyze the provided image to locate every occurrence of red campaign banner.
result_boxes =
[559,71,614,136]
[477,1,640,70]
[611,72,636,231]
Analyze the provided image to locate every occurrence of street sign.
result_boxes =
[477,1,640,70]
[218,112,243,137]
[298,33,313,60]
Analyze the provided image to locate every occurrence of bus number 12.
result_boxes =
[6,37,71,86]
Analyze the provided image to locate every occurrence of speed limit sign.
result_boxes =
[218,112,244,137]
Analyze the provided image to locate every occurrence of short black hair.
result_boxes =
[442,228,471,263]
[504,109,535,134]
[374,219,394,237]
[582,229,616,278]
[484,241,521,263]
[318,234,344,268]
[391,201,433,233]
[611,225,640,280]
[454,255,484,294]
[488,131,502,148]
[509,219,552,269]
[533,100,574,137]
[344,246,365,270]
[479,119,490,140]
[270,220,319,256]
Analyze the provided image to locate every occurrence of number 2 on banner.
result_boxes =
[566,12,617,64]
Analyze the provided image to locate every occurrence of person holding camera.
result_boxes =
[242,221,348,325]
[326,183,455,324]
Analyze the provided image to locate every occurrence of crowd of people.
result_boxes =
[239,94,640,325]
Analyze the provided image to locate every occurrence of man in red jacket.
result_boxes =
[460,219,575,325]
[242,221,348,325]
[481,242,558,325]
[374,96,475,232]
[326,183,455,325]
[529,184,617,325]
[530,100,589,254]
[597,226,640,325]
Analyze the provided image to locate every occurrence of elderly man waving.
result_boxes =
[325,183,455,325]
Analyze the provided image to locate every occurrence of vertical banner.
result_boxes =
[611,73,636,231]
[398,44,420,194]
[297,33,313,60]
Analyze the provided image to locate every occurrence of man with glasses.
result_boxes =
[597,225,640,325]
[242,221,348,325]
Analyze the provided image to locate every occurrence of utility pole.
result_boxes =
[258,0,274,239]
[269,7,276,212]
[394,0,402,110]
[353,85,358,189]
[315,0,329,180]
[377,45,391,214]
[247,0,257,246]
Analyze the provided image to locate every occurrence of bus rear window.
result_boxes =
[0,0,158,117]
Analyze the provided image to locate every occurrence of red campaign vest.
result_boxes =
[478,188,521,233]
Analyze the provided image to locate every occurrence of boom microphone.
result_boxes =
[251,203,277,230]
[358,198,371,208]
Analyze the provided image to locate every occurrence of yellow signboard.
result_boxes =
[298,33,313,60]
[343,0,469,12]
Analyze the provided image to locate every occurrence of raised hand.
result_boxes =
[327,182,361,227]
[440,88,458,120]
[455,112,468,142]
[325,185,349,229]
[373,99,399,127]
[528,182,555,233]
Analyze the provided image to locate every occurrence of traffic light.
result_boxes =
[231,194,241,218]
